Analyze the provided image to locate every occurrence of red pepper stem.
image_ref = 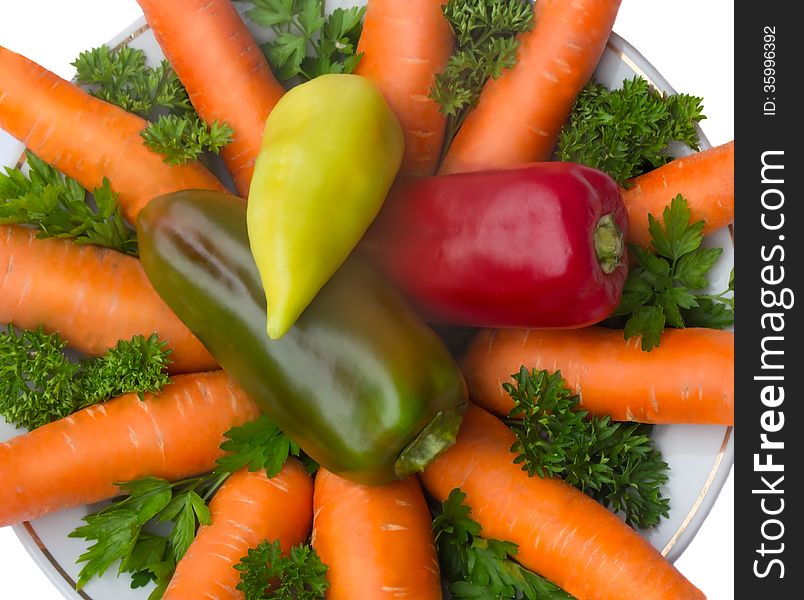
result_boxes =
[394,404,467,478]
[594,214,624,274]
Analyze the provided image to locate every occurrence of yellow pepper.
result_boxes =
[247,74,404,339]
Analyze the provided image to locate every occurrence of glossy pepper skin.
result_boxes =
[138,191,466,486]
[248,74,405,339]
[362,163,629,329]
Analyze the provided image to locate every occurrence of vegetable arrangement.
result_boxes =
[0,0,735,598]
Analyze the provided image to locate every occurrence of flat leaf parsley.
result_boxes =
[612,194,734,350]
[433,488,573,600]
[236,0,366,82]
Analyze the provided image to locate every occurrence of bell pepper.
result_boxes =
[248,74,404,339]
[138,190,466,485]
[362,163,629,329]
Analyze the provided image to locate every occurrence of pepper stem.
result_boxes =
[394,405,467,479]
[594,214,624,274]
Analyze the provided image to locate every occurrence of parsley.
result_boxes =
[73,46,191,119]
[236,0,366,82]
[0,327,171,430]
[0,151,137,255]
[69,475,221,596]
[214,415,303,477]
[557,77,705,185]
[505,368,670,529]
[430,0,534,153]
[72,46,232,165]
[139,115,234,166]
[236,540,329,600]
[433,489,573,600]
[612,194,734,351]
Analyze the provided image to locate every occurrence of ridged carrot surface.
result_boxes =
[421,404,705,600]
[0,372,259,526]
[623,141,735,247]
[137,0,285,196]
[463,327,734,425]
[164,462,313,600]
[356,0,453,178]
[0,45,227,223]
[0,225,217,373]
[439,0,622,175]
[312,468,442,599]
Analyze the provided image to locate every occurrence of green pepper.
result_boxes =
[248,74,404,339]
[138,190,466,485]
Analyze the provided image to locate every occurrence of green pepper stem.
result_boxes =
[594,214,624,274]
[394,405,467,479]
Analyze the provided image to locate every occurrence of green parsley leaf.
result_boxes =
[73,45,232,164]
[73,47,191,119]
[1,152,138,255]
[235,539,329,600]
[557,77,705,185]
[140,115,234,166]
[433,489,573,600]
[612,194,733,351]
[214,415,302,477]
[70,473,223,594]
[0,328,172,430]
[237,1,365,83]
[70,477,174,588]
[431,0,534,153]
[505,368,670,529]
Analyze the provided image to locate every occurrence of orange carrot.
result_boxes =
[623,141,735,247]
[0,225,216,373]
[356,0,453,178]
[463,327,734,425]
[0,371,258,526]
[312,468,441,599]
[439,0,622,175]
[136,0,285,197]
[422,404,704,600]
[164,462,313,600]
[0,45,227,223]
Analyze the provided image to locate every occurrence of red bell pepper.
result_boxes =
[362,163,629,329]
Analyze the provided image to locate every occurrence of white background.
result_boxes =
[0,1,734,598]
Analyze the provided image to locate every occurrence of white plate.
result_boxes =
[0,2,734,598]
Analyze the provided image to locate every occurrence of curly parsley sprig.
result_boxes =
[557,77,705,185]
[0,327,171,430]
[0,151,137,255]
[433,488,574,600]
[612,194,734,351]
[236,540,329,600]
[430,0,534,151]
[505,368,670,529]
[236,0,366,82]
[72,45,233,165]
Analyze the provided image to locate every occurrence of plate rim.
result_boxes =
[5,19,734,600]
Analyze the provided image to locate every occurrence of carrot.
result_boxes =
[0,225,216,373]
[312,468,441,599]
[136,0,285,197]
[622,141,735,247]
[164,462,313,600]
[0,45,227,223]
[0,371,259,526]
[356,0,453,178]
[463,327,734,425]
[439,0,622,175]
[422,404,704,600]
